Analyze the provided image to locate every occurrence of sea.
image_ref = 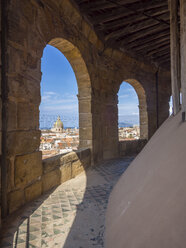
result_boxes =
[39,114,139,129]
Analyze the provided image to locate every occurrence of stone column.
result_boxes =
[101,92,119,160]
[78,95,93,150]
[0,0,2,226]
[139,103,148,139]
[158,70,171,125]
[180,0,186,120]
[5,42,43,214]
[169,0,181,115]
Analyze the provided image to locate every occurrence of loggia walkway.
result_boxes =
[0,157,134,248]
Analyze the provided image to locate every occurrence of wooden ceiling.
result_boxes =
[72,0,172,69]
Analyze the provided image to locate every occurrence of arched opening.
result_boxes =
[118,81,139,140]
[40,38,92,156]
[118,79,148,140]
[169,95,173,116]
[169,93,182,116]
[39,45,79,158]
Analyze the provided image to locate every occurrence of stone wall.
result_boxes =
[0,0,2,228]
[119,140,147,157]
[9,148,91,214]
[0,0,171,219]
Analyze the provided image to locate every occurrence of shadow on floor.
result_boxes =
[0,157,134,248]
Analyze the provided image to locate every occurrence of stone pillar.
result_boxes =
[169,0,181,115]
[78,96,93,149]
[101,92,119,160]
[180,0,186,119]
[139,103,148,139]
[0,0,2,227]
[5,41,42,213]
[158,70,171,125]
[1,0,8,222]
[146,85,157,138]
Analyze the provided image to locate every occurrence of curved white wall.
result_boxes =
[105,112,186,248]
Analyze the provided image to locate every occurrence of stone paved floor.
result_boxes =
[0,157,134,248]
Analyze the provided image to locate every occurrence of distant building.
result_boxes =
[51,116,64,132]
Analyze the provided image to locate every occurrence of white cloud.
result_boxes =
[44,91,58,96]
[40,103,78,114]
[119,94,130,98]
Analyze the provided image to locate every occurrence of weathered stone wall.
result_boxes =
[158,69,171,127]
[119,140,147,157]
[0,0,2,228]
[9,148,91,213]
[0,0,171,217]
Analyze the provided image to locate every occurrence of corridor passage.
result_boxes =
[0,157,134,248]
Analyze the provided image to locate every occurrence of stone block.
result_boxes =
[42,169,60,193]
[60,152,79,165]
[79,127,93,140]
[112,49,123,61]
[82,20,91,38]
[60,163,72,183]
[7,78,41,104]
[103,48,113,57]
[71,160,84,178]
[15,151,42,188]
[17,102,39,130]
[80,148,91,160]
[0,131,2,155]
[88,30,98,45]
[81,156,91,168]
[78,87,92,98]
[7,156,15,193]
[0,99,2,131]
[25,180,42,203]
[7,130,40,155]
[7,101,17,131]
[79,99,91,113]
[8,189,25,214]
[79,113,92,127]
[43,154,61,174]
[79,139,92,149]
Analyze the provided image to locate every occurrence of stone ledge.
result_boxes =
[119,139,147,157]
[42,148,91,193]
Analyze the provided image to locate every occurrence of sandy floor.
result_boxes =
[0,157,134,248]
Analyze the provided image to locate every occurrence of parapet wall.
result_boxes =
[8,148,91,214]
[119,139,147,157]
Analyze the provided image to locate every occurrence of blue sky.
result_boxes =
[40,45,139,126]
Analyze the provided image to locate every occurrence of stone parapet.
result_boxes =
[119,139,147,157]
[7,149,91,214]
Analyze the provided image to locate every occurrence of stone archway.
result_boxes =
[48,38,92,150]
[2,37,93,216]
[118,79,148,139]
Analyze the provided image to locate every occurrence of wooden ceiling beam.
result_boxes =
[96,14,146,31]
[152,51,170,60]
[153,53,170,61]
[132,36,170,51]
[105,18,159,41]
[91,1,168,25]
[157,58,170,64]
[118,24,168,47]
[91,8,133,24]
[80,0,138,11]
[126,29,170,48]
[143,5,168,16]
[97,9,169,32]
[147,45,170,56]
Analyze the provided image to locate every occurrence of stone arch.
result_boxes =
[118,79,148,139]
[47,38,93,149]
